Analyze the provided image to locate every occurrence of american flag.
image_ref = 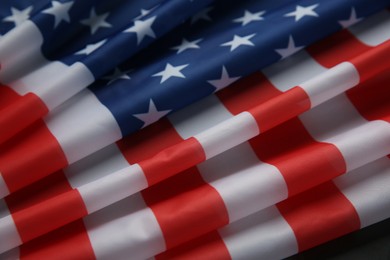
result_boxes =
[0,0,389,258]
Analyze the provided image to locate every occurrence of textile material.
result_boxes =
[1,0,389,195]
[0,0,389,259]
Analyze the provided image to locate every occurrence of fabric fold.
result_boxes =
[0,2,389,258]
[0,39,389,253]
[156,156,390,260]
[1,8,389,197]
[0,0,214,142]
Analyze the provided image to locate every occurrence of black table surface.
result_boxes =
[286,218,390,260]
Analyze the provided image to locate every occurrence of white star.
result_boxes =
[133,99,171,128]
[171,38,202,54]
[339,8,362,28]
[284,4,319,22]
[233,10,265,26]
[191,7,212,24]
[3,6,33,26]
[75,39,107,55]
[221,34,256,52]
[103,68,131,85]
[152,63,189,83]
[208,66,240,91]
[133,6,158,21]
[80,8,112,34]
[275,36,304,59]
[124,16,156,45]
[43,1,74,28]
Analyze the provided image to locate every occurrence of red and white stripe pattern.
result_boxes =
[0,10,389,257]
[0,10,389,201]
[0,20,96,143]
[156,156,390,259]
[0,87,122,197]
[0,23,122,196]
[1,8,389,198]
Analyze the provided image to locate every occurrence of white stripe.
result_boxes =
[169,94,287,223]
[0,21,43,83]
[0,21,95,111]
[265,43,389,172]
[9,62,94,110]
[194,112,259,159]
[349,10,390,46]
[8,61,65,93]
[217,157,390,259]
[298,94,366,140]
[324,120,390,171]
[219,206,297,260]
[264,51,360,108]
[62,140,162,258]
[0,173,10,198]
[77,164,147,214]
[0,199,10,219]
[299,62,359,107]
[84,193,165,260]
[10,62,94,110]
[198,143,288,223]
[334,157,390,228]
[168,95,233,137]
[262,50,326,92]
[38,62,94,110]
[45,89,122,164]
[0,200,21,254]
[299,94,390,171]
[0,248,19,260]
[64,144,131,188]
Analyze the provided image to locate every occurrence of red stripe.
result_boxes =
[0,92,48,144]
[156,231,230,260]
[277,181,361,251]
[309,30,390,155]
[12,189,87,243]
[249,87,310,132]
[306,29,372,68]
[0,85,21,109]
[5,170,93,259]
[0,119,68,192]
[118,118,228,249]
[217,73,310,131]
[118,118,206,185]
[217,72,282,115]
[139,137,205,186]
[5,171,72,213]
[309,29,390,83]
[117,118,184,163]
[250,118,346,196]
[308,29,390,122]
[347,71,390,123]
[20,220,95,260]
[218,77,346,196]
[5,171,88,244]
[350,40,390,83]
[142,168,229,249]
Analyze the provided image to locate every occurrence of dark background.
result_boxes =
[287,218,390,260]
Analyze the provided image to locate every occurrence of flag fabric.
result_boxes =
[0,0,389,259]
[0,0,389,196]
[0,0,212,142]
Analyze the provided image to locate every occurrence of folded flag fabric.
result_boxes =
[0,5,389,258]
[0,0,389,259]
[2,154,389,259]
[156,156,390,260]
[1,0,389,198]
[0,0,212,142]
